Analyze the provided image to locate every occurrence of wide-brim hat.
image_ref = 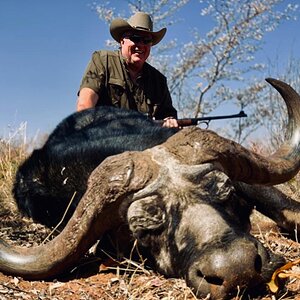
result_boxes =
[110,12,166,46]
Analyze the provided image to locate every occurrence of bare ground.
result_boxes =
[0,201,299,300]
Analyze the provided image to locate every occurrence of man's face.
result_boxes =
[120,31,152,69]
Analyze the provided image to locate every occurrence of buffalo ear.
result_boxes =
[127,195,166,246]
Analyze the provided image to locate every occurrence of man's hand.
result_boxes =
[162,117,179,128]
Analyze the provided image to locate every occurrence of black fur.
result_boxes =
[13,107,178,227]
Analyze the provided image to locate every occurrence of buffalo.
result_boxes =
[1,78,300,299]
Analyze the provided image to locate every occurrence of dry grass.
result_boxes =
[0,128,299,300]
[0,123,28,216]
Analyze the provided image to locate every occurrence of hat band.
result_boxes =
[132,25,151,32]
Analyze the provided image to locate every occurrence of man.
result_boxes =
[77,12,178,128]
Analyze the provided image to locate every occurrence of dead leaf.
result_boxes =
[267,258,300,293]
[13,277,19,286]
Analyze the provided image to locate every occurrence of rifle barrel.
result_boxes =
[195,110,247,122]
[155,111,247,127]
[155,110,247,127]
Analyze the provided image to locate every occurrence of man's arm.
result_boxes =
[77,88,99,111]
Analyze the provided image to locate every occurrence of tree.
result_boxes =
[92,0,299,143]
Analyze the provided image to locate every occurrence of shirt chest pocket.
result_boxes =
[108,78,126,106]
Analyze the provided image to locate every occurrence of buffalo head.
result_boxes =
[1,78,300,299]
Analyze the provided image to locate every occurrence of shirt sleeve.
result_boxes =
[154,77,178,120]
[78,51,106,95]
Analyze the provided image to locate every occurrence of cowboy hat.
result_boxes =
[110,12,166,46]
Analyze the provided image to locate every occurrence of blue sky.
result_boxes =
[1,0,299,139]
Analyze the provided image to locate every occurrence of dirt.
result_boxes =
[0,211,299,300]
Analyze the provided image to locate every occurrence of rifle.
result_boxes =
[156,110,247,127]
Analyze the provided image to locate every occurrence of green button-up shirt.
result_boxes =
[79,50,177,120]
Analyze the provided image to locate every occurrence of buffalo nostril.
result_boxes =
[254,254,263,273]
[196,270,204,278]
[205,276,224,286]
[196,270,224,286]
